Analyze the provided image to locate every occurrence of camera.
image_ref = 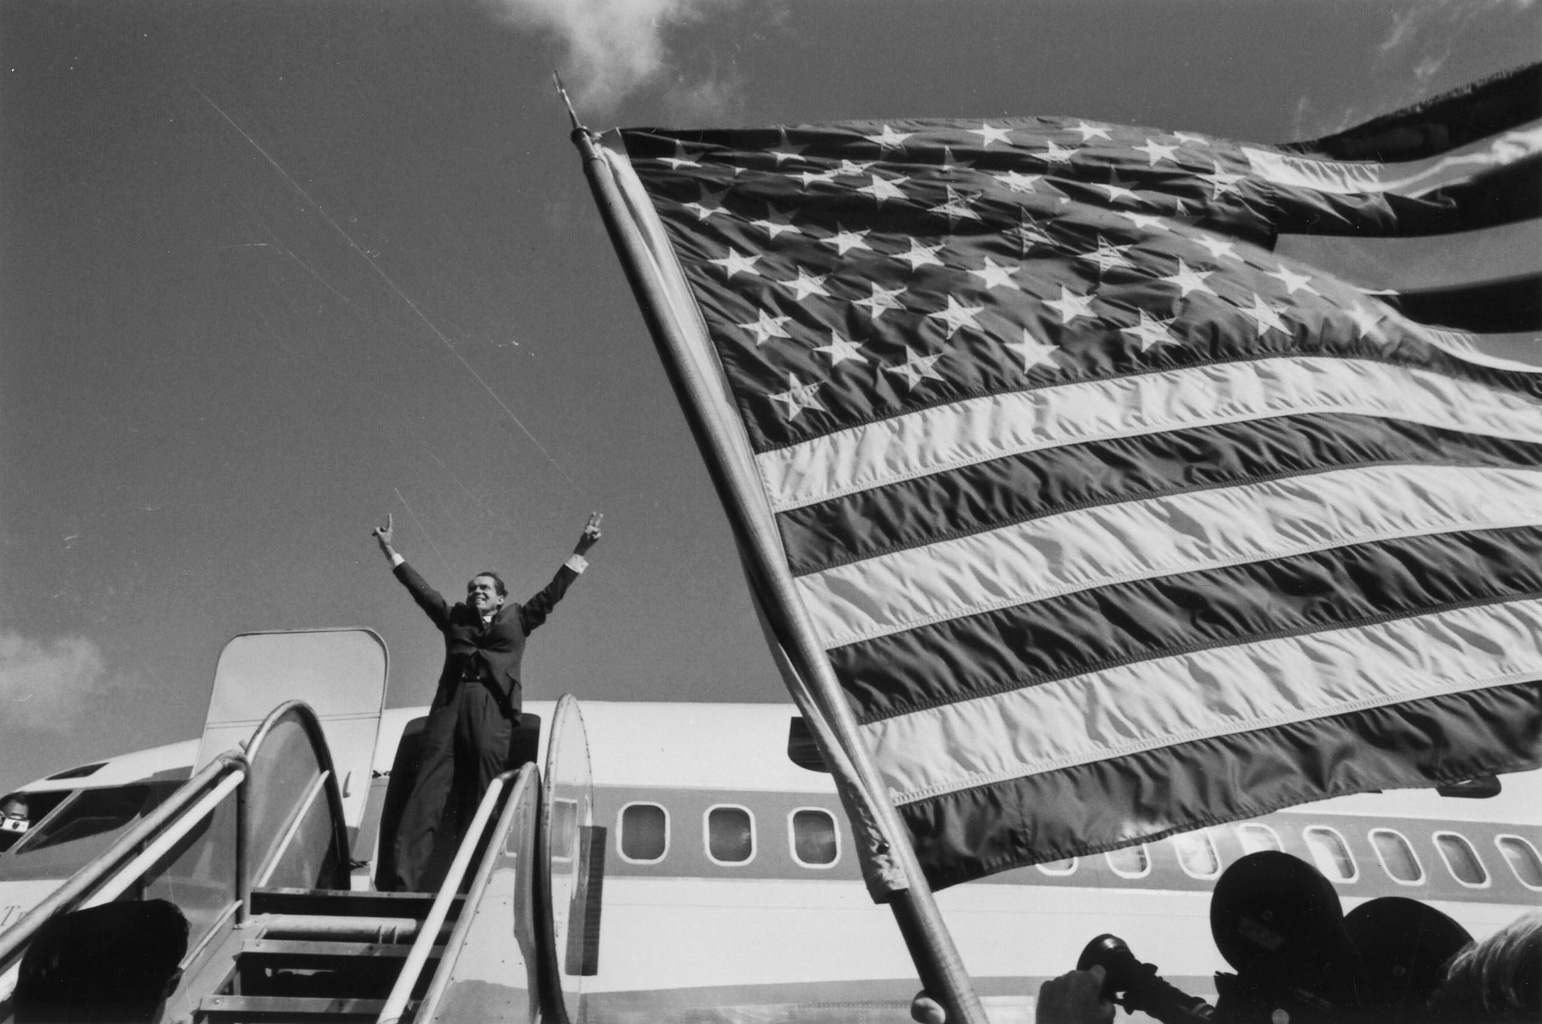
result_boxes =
[1077,933,1216,1023]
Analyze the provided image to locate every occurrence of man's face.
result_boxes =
[467,576,504,617]
[1,799,27,834]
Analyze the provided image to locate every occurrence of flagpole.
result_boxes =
[558,77,989,1024]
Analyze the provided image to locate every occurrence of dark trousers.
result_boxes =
[389,680,513,892]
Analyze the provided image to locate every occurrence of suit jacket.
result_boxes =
[394,560,579,716]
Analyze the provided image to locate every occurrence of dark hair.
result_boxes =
[469,572,507,598]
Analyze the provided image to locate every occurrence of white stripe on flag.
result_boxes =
[1406,325,1542,373]
[758,357,1542,513]
[794,464,1542,649]
[866,598,1542,804]
[1241,120,1542,198]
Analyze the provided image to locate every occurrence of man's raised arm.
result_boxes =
[373,512,450,627]
[521,512,603,634]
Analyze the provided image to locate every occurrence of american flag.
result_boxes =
[593,67,1542,889]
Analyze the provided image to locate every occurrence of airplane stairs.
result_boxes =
[196,887,462,1023]
[0,697,570,1024]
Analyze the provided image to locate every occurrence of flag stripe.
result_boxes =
[1276,219,1540,292]
[1240,122,1542,197]
[900,683,1542,887]
[866,598,1542,804]
[1284,64,1542,162]
[794,463,1542,649]
[757,357,1542,513]
[1416,326,1542,370]
[833,527,1542,722]
[778,414,1542,575]
[1387,274,1542,334]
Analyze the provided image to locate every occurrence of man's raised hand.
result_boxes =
[373,513,396,558]
[576,511,603,555]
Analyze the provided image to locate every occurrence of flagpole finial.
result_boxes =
[552,71,584,134]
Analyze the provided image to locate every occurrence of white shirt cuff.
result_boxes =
[564,554,589,574]
[390,553,406,567]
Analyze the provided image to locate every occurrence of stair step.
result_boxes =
[250,886,460,920]
[198,993,407,1022]
[235,938,438,997]
[258,913,453,945]
[240,939,420,961]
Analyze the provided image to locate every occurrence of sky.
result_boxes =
[1,0,1537,793]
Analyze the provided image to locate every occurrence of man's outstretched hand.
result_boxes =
[373,513,397,559]
[575,511,603,556]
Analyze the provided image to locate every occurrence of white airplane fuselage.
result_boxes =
[2,699,1538,1022]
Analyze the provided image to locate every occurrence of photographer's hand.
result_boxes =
[1037,967,1115,1024]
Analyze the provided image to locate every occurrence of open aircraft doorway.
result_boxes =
[539,695,603,1024]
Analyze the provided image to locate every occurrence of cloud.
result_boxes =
[484,0,743,111]
[0,632,113,734]
[662,70,744,125]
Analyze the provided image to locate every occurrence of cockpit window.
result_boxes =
[1,783,181,876]
[44,762,107,782]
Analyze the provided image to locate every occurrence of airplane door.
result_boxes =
[195,628,387,829]
[539,695,599,1024]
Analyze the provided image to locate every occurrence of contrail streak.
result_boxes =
[396,488,451,570]
[191,81,576,488]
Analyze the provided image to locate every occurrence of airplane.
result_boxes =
[0,627,1538,1022]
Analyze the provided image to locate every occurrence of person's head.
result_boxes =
[1427,911,1542,1022]
[466,572,507,617]
[2,794,29,837]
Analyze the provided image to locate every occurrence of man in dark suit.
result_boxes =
[372,510,602,892]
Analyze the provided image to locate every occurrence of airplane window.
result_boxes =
[1173,831,1221,879]
[1433,832,1489,887]
[1036,858,1077,876]
[1235,824,1282,854]
[1368,829,1424,884]
[618,803,668,863]
[12,784,179,857]
[706,806,754,865]
[1105,844,1150,879]
[1495,835,1542,889]
[1302,827,1358,882]
[44,762,106,781]
[790,809,839,867]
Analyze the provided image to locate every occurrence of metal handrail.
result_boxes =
[0,697,354,995]
[376,769,520,1024]
[413,763,540,1024]
[0,749,249,975]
